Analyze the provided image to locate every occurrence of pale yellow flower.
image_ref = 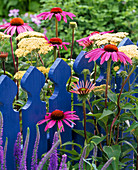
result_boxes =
[96,39,109,46]
[16,31,45,41]
[14,71,26,80]
[15,37,53,57]
[113,66,119,72]
[37,66,50,74]
[118,45,138,59]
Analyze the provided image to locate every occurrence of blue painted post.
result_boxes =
[48,58,72,148]
[0,75,20,170]
[73,51,94,150]
[21,66,47,169]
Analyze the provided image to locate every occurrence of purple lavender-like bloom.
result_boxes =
[93,145,97,159]
[30,14,41,26]
[101,157,116,170]
[79,146,87,170]
[37,138,60,170]
[14,132,22,169]
[48,132,58,170]
[19,128,30,170]
[59,154,67,170]
[0,112,3,146]
[2,19,7,24]
[0,146,4,170]
[8,9,19,17]
[31,125,40,170]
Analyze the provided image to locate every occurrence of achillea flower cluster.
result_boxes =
[0,32,11,40]
[15,37,53,57]
[89,32,129,46]
[16,31,45,41]
[37,66,50,74]
[118,45,138,59]
[92,84,110,95]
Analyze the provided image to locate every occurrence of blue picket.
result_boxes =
[73,51,94,151]
[0,75,20,170]
[21,66,47,169]
[48,58,72,148]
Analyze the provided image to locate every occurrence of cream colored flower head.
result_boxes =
[37,66,50,74]
[16,31,45,41]
[118,45,138,59]
[0,32,11,40]
[14,71,26,80]
[15,37,53,57]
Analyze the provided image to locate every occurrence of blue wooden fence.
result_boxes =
[0,38,137,169]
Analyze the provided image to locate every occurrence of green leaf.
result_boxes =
[99,109,114,120]
[61,141,82,149]
[107,90,117,104]
[121,103,134,110]
[124,121,138,133]
[118,140,137,154]
[87,113,102,119]
[90,135,106,145]
[59,149,79,155]
[92,98,104,107]
[103,145,121,170]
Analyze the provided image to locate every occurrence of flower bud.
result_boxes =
[69,22,77,29]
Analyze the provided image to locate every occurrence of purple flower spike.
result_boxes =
[0,146,4,170]
[0,112,3,146]
[14,132,22,169]
[31,125,40,170]
[101,157,116,170]
[48,132,58,170]
[59,154,67,170]
[79,145,87,170]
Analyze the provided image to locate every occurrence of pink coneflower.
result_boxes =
[37,110,79,132]
[37,7,76,23]
[0,18,33,36]
[70,80,95,96]
[76,30,114,49]
[85,44,132,65]
[45,37,70,50]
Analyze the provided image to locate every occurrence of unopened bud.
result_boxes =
[69,22,77,29]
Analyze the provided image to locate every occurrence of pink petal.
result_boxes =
[64,111,76,114]
[44,120,56,131]
[48,13,54,20]
[105,52,111,61]
[62,44,68,50]
[111,52,118,62]
[63,119,72,128]
[37,12,50,18]
[93,50,105,61]
[61,12,67,23]
[58,120,64,132]
[37,119,48,125]
[55,13,61,21]
[118,52,132,65]
[10,26,17,36]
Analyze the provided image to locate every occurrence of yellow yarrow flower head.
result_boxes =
[14,71,26,80]
[37,66,50,74]
[113,66,119,72]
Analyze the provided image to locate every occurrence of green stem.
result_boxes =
[93,62,97,84]
[54,46,57,61]
[55,17,58,37]
[70,28,74,60]
[136,137,138,170]
[10,37,16,73]
[105,58,112,108]
[109,66,136,145]
[82,100,87,142]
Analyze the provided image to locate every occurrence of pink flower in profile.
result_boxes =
[0,18,33,36]
[76,30,114,49]
[70,80,95,95]
[85,44,132,65]
[37,7,76,23]
[45,37,70,50]
[37,110,79,132]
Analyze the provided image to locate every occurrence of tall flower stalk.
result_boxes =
[31,125,40,170]
[79,145,87,170]
[82,100,87,142]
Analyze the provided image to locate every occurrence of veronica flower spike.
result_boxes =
[85,44,132,65]
[45,36,70,50]
[0,18,33,36]
[37,110,79,132]
[37,7,76,23]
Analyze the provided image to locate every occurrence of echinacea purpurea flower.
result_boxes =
[37,110,79,132]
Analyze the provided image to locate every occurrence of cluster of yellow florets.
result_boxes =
[14,66,50,80]
[16,31,45,41]
[15,37,53,57]
[118,45,138,59]
[89,32,129,46]
[92,84,110,96]
[0,32,11,40]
